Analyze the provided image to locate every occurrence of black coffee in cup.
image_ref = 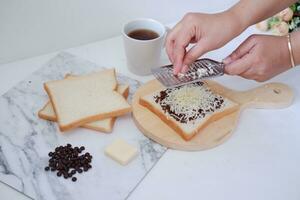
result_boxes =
[123,18,167,75]
[128,29,159,40]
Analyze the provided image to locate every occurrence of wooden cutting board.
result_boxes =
[132,79,294,151]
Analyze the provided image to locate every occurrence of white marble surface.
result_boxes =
[0,25,300,200]
[0,52,166,200]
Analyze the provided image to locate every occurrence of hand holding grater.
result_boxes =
[151,58,224,88]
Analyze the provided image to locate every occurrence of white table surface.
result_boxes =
[1,24,300,200]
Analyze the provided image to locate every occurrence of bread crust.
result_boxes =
[139,98,239,141]
[44,81,131,132]
[40,82,130,132]
[57,107,131,131]
[38,101,115,132]
[38,102,56,121]
[82,118,116,133]
[123,87,130,99]
[38,73,124,133]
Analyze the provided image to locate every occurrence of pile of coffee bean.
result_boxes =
[44,144,92,182]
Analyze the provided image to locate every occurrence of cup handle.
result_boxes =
[165,25,171,33]
[163,26,171,49]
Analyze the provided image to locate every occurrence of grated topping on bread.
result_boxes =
[153,82,225,124]
[140,81,239,140]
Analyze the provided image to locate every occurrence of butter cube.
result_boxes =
[105,139,138,165]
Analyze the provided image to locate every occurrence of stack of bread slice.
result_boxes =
[38,69,131,133]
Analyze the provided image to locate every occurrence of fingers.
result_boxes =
[165,39,174,63]
[166,20,197,74]
[239,68,264,82]
[167,31,208,74]
[183,39,208,66]
[173,43,187,74]
[165,23,182,63]
[172,31,196,74]
[223,35,257,65]
[181,65,189,73]
[224,53,254,75]
[239,68,254,79]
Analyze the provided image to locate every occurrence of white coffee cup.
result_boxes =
[122,18,167,76]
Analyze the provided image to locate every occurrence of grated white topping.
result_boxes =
[178,65,215,80]
[154,83,225,123]
[197,68,209,77]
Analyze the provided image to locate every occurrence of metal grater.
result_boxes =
[151,58,224,88]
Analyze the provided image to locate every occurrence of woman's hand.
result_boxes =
[165,11,245,74]
[223,34,292,82]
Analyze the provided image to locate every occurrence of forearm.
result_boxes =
[291,31,300,66]
[228,0,297,30]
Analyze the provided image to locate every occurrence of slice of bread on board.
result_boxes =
[38,84,129,133]
[44,69,131,131]
[139,82,239,141]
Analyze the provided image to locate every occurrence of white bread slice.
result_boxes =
[38,84,129,132]
[44,69,131,131]
[139,82,239,141]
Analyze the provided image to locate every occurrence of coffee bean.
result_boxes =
[48,152,54,157]
[45,144,93,182]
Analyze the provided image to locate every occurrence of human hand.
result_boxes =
[223,34,292,82]
[165,11,245,74]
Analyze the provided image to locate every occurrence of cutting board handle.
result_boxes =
[232,82,294,109]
